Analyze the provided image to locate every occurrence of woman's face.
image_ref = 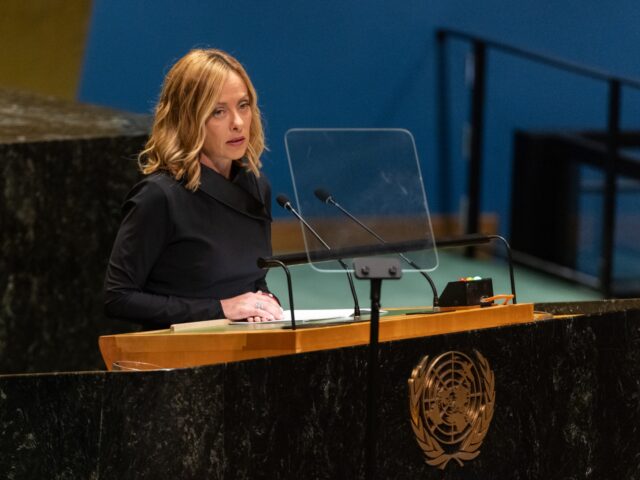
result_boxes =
[200,70,252,173]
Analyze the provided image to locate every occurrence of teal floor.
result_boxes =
[265,252,603,310]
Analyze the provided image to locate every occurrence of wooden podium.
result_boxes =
[11,300,640,478]
[99,303,535,370]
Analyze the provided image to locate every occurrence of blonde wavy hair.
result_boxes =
[138,49,265,190]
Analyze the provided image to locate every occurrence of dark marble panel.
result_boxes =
[369,311,640,479]
[0,88,150,373]
[0,372,104,479]
[98,367,225,480]
[373,323,534,479]
[535,298,640,315]
[223,345,368,480]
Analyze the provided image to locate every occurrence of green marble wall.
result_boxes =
[0,88,150,373]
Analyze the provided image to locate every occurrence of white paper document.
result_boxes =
[283,309,356,321]
[229,308,381,324]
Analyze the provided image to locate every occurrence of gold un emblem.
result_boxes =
[408,350,495,470]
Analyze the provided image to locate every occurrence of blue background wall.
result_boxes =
[78,0,640,236]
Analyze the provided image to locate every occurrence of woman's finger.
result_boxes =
[252,298,279,320]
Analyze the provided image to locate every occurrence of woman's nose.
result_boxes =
[230,110,243,130]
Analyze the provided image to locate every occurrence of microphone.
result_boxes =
[313,188,440,310]
[276,194,361,318]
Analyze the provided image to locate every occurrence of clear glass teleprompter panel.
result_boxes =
[284,129,438,273]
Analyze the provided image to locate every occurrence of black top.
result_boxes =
[104,163,272,327]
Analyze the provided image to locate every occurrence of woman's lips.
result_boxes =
[227,137,245,146]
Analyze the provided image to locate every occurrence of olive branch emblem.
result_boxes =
[408,350,495,470]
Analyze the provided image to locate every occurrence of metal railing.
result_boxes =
[437,28,640,296]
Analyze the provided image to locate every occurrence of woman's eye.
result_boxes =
[213,109,225,118]
[239,102,250,110]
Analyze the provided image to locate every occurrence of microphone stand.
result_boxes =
[316,190,440,311]
[278,196,361,318]
[352,257,402,480]
[257,257,296,329]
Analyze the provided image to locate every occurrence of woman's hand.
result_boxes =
[220,291,283,322]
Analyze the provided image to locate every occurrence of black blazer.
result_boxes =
[104,163,272,327]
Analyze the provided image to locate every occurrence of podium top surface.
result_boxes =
[99,304,538,371]
[0,88,150,143]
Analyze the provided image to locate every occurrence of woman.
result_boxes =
[104,49,282,327]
